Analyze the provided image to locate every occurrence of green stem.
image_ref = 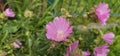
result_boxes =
[27,32,32,56]
[28,37,32,56]
[96,28,103,38]
[5,1,21,7]
[96,28,104,45]
[0,31,8,45]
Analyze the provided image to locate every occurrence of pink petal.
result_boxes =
[94,44,109,56]
[46,16,73,42]
[103,32,115,44]
[5,8,15,17]
[95,3,110,25]
[82,51,90,56]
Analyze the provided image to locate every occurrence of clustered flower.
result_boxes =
[1,1,114,56]
[46,2,115,56]
[93,32,114,56]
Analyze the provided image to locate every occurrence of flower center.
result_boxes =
[56,30,64,38]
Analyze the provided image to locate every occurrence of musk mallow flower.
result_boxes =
[46,16,73,42]
[82,51,90,56]
[5,8,15,17]
[95,3,110,25]
[103,32,115,44]
[94,44,109,56]
[64,41,79,56]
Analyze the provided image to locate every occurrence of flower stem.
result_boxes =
[96,28,104,45]
[0,31,8,45]
[27,32,32,56]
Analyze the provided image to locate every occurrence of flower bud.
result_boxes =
[24,10,33,18]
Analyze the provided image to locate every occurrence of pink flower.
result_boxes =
[94,44,110,56]
[46,16,73,42]
[13,39,22,48]
[5,8,15,17]
[75,54,79,56]
[64,41,79,56]
[103,32,115,44]
[82,51,90,56]
[95,3,110,25]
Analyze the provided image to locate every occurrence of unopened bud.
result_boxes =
[83,14,88,19]
[24,10,33,18]
[0,12,6,20]
[89,7,95,14]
